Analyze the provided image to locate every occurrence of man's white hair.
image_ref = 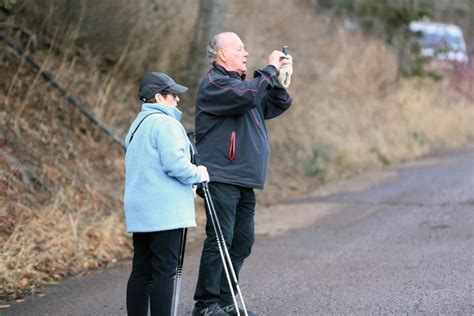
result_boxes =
[207,32,236,64]
[207,35,220,63]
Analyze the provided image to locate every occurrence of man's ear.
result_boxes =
[217,48,226,62]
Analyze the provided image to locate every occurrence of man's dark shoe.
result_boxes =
[192,303,230,316]
[222,304,257,316]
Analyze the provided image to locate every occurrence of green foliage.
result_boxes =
[355,0,431,44]
[400,40,441,80]
[350,0,434,79]
[306,144,328,181]
[400,58,441,80]
[370,147,390,165]
[408,130,427,147]
[0,0,16,9]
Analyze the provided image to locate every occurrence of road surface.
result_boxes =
[3,149,473,315]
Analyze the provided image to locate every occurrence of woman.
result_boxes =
[124,72,209,316]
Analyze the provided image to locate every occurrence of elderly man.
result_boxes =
[192,32,293,316]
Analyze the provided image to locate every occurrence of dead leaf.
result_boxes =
[19,278,29,286]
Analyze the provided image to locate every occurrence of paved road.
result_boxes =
[3,149,474,315]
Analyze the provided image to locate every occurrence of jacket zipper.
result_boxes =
[228,131,236,161]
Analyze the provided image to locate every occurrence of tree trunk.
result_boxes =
[182,0,225,108]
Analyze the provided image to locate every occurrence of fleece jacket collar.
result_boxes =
[141,102,182,121]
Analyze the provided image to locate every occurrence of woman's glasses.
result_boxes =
[163,93,178,100]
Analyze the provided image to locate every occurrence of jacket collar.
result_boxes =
[141,103,182,121]
[212,62,246,80]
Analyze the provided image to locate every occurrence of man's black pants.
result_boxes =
[194,182,256,307]
[126,229,182,316]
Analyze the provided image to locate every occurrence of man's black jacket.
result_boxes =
[195,63,292,189]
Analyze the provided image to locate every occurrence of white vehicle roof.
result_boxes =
[409,20,468,53]
[410,21,464,37]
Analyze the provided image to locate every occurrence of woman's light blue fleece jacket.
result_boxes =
[124,103,201,232]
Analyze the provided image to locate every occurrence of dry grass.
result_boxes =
[12,0,200,133]
[1,0,473,300]
[1,0,201,299]
[1,199,129,298]
[0,41,129,299]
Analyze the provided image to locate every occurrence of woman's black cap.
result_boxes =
[138,72,188,101]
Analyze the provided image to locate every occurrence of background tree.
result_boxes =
[0,0,16,9]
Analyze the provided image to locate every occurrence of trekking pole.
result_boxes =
[201,183,241,316]
[202,183,248,316]
[188,134,248,315]
[171,227,188,316]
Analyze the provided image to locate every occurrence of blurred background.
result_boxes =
[1,0,473,301]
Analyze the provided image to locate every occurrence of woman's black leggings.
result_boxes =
[126,229,182,316]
